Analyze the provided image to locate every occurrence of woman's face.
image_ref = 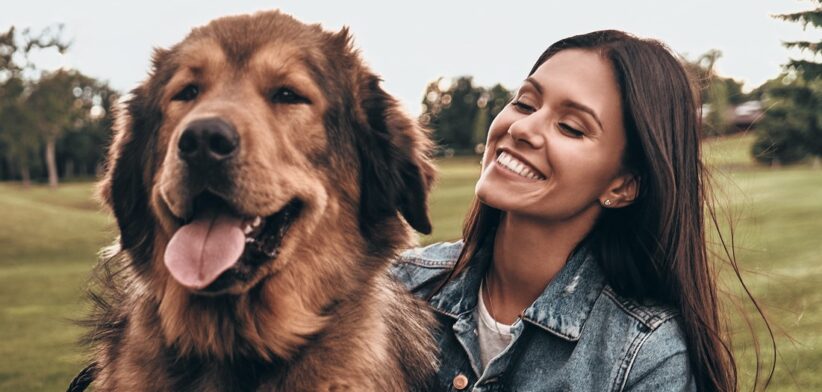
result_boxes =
[475,49,632,222]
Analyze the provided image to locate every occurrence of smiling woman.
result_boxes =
[392,30,773,391]
[477,49,633,228]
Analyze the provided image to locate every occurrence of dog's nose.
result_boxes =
[178,118,239,166]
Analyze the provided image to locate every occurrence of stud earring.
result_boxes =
[603,199,612,207]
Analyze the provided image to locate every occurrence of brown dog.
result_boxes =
[79,11,437,391]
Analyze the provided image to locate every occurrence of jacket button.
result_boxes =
[452,373,469,390]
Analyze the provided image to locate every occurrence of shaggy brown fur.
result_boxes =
[81,11,437,391]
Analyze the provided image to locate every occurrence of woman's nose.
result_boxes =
[507,115,544,149]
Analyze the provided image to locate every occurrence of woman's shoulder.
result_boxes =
[592,286,695,390]
[389,240,463,297]
[599,285,680,332]
[622,312,694,390]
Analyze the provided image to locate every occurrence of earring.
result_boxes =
[603,199,612,207]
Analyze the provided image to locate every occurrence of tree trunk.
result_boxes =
[46,135,59,188]
[65,159,74,179]
[771,158,781,169]
[20,159,31,188]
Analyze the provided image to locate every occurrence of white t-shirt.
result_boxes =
[476,282,518,370]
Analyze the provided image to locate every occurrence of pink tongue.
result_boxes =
[164,210,246,290]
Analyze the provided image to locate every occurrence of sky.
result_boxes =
[3,0,818,115]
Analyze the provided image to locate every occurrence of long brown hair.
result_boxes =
[432,30,774,391]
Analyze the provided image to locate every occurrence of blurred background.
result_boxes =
[1,0,820,390]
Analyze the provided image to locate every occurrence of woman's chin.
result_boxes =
[475,178,513,212]
[477,165,536,206]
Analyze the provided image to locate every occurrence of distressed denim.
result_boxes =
[391,241,695,391]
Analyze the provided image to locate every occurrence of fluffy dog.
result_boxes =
[78,11,437,391]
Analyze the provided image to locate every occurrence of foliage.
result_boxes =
[0,28,37,184]
[774,1,822,79]
[0,76,40,183]
[420,77,511,154]
[752,1,822,164]
[682,50,750,136]
[0,25,116,185]
[26,70,117,184]
[752,75,821,164]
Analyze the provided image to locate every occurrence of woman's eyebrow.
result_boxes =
[560,100,604,131]
[523,77,543,94]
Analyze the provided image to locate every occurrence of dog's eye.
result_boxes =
[270,87,310,105]
[172,84,200,102]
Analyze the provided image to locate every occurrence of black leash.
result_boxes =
[66,362,97,392]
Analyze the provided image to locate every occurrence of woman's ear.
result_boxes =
[599,172,640,208]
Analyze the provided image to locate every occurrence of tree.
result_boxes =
[26,69,110,187]
[0,27,39,185]
[420,77,512,154]
[0,25,70,185]
[471,93,489,153]
[683,50,749,136]
[57,81,118,178]
[436,76,480,153]
[753,1,822,165]
[774,1,822,79]
[0,76,39,186]
[752,75,821,165]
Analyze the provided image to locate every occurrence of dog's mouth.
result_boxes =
[163,192,302,293]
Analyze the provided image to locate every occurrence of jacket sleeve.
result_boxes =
[622,317,696,391]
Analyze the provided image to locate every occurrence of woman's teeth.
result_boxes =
[496,152,545,180]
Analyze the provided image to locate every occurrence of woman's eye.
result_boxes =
[511,100,535,112]
[171,84,199,102]
[559,123,585,138]
[270,87,311,105]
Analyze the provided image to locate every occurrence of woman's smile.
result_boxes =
[494,150,546,181]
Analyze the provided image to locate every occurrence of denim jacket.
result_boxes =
[391,240,695,391]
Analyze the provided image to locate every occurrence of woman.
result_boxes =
[393,30,769,391]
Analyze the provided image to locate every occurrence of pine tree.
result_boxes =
[775,1,822,79]
[753,1,822,165]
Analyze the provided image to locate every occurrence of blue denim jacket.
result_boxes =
[391,240,695,391]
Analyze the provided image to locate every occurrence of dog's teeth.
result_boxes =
[252,216,262,228]
[243,224,253,235]
[245,238,256,244]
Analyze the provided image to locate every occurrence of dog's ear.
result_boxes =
[97,49,168,259]
[355,75,436,236]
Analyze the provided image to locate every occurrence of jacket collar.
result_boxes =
[428,241,605,342]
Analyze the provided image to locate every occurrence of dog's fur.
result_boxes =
[83,11,437,391]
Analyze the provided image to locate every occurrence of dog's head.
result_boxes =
[98,11,433,302]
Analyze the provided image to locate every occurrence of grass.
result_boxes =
[703,132,759,169]
[1,134,820,390]
[423,156,481,244]
[710,163,822,391]
[0,183,113,391]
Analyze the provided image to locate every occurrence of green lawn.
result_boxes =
[0,183,113,391]
[1,134,820,390]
